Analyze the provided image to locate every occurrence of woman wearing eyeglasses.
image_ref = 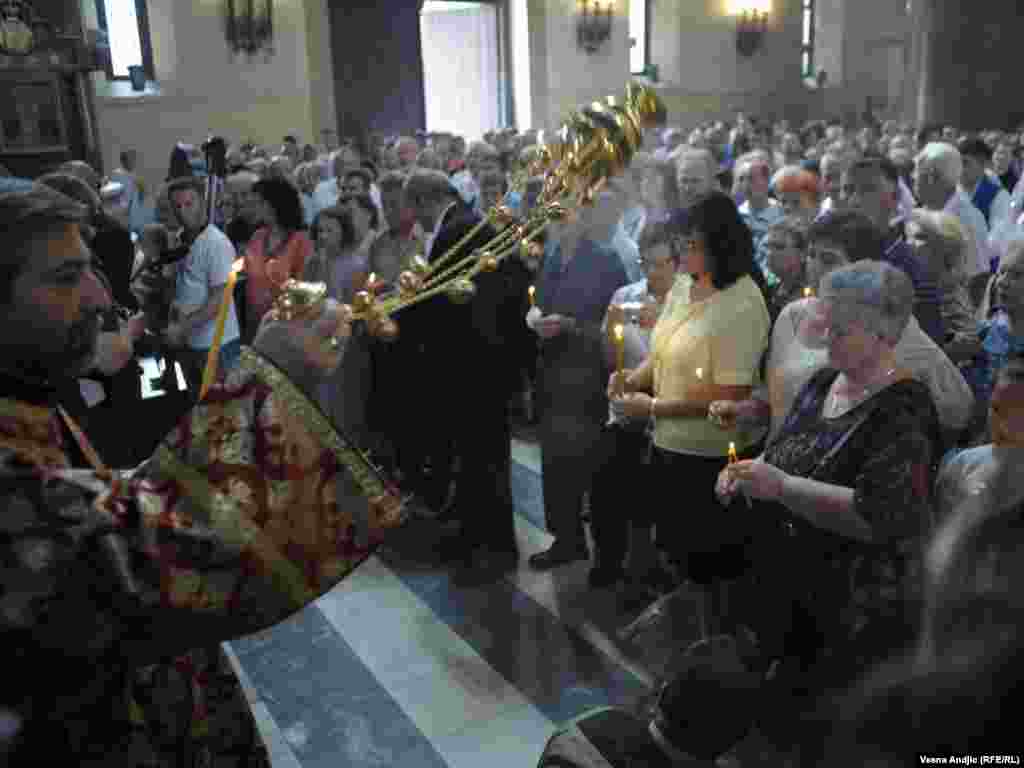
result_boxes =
[711,211,974,450]
[608,192,771,593]
[712,260,942,759]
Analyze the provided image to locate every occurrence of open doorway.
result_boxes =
[420,1,500,141]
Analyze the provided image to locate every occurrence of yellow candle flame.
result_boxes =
[528,285,536,307]
[728,441,738,464]
[367,272,377,296]
[696,367,703,380]
[613,323,625,372]
[804,286,813,298]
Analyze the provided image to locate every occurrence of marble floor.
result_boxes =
[223,437,708,767]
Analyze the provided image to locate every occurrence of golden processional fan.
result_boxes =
[200,83,667,397]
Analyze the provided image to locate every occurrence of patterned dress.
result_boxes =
[747,369,941,676]
[0,349,405,765]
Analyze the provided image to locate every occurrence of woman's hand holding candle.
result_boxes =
[613,323,625,394]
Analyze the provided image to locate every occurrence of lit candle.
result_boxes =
[728,441,738,465]
[613,323,625,374]
[367,272,377,296]
[696,367,704,381]
[528,285,536,308]
[803,286,814,298]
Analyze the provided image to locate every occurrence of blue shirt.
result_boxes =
[962,311,1024,412]
[537,238,629,329]
[884,234,945,344]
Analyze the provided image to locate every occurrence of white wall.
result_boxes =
[818,0,910,122]
[645,0,810,131]
[526,0,631,131]
[84,0,335,196]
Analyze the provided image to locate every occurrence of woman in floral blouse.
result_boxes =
[716,261,942,753]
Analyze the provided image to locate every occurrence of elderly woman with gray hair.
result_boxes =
[905,208,977,348]
[714,260,943,754]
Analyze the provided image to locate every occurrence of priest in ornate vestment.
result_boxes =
[0,183,404,764]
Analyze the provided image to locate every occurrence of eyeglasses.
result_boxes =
[341,184,363,195]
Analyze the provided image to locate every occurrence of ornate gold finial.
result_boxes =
[271,279,327,322]
[546,202,570,221]
[352,290,374,315]
[397,270,421,297]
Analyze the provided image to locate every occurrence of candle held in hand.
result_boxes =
[728,441,738,465]
[613,323,626,397]
[528,285,536,308]
[367,272,378,296]
[803,286,814,298]
[613,323,625,373]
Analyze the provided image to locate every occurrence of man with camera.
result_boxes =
[149,175,242,398]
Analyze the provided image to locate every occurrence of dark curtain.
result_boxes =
[328,0,427,144]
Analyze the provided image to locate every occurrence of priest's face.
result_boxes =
[0,223,106,380]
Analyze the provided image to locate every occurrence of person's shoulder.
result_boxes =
[195,224,238,259]
[726,274,771,313]
[878,376,939,432]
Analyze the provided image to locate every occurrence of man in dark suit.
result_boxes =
[397,169,531,575]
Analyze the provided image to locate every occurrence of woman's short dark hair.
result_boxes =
[683,191,759,291]
[808,210,885,262]
[311,205,355,249]
[252,177,305,232]
[344,193,380,231]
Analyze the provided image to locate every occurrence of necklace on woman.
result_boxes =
[825,367,898,418]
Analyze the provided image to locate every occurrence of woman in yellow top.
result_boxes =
[610,192,771,586]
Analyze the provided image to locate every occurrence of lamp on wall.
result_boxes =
[728,0,770,57]
[223,0,274,57]
[577,0,613,54]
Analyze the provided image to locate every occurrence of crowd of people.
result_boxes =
[2,109,1024,765]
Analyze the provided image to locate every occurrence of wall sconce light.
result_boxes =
[223,0,274,57]
[577,0,613,54]
[729,0,770,57]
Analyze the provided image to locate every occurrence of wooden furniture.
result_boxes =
[0,1,103,178]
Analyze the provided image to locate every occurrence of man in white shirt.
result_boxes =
[671,147,717,211]
[162,176,241,398]
[914,142,992,276]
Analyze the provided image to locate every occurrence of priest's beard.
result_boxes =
[4,310,101,384]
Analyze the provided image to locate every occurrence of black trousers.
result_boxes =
[536,334,609,549]
[449,391,517,551]
[589,423,653,568]
[651,445,757,586]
